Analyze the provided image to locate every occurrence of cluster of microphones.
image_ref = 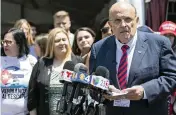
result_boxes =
[56,61,110,115]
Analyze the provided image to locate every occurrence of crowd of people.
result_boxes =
[1,1,176,115]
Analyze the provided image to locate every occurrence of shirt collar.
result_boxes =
[115,31,138,51]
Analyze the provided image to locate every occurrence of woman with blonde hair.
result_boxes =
[14,19,37,58]
[27,28,83,115]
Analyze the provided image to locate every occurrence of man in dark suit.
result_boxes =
[89,1,176,115]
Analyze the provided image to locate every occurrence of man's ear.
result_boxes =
[136,16,139,24]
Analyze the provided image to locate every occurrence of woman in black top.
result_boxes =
[27,28,83,115]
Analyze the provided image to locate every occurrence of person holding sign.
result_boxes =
[1,28,37,115]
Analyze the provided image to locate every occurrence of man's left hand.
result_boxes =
[122,85,144,100]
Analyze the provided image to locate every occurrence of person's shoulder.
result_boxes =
[93,35,115,48]
[40,57,54,66]
[32,57,53,69]
[27,54,37,61]
[27,54,37,67]
[141,31,166,40]
[69,33,74,38]
[0,56,6,60]
[140,31,170,45]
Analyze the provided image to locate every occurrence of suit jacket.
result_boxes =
[89,30,176,115]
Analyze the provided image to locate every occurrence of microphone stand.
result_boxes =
[96,90,106,115]
[72,84,87,115]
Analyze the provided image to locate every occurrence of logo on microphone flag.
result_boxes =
[90,75,110,90]
[71,72,90,84]
[93,77,100,85]
[79,73,85,80]
[60,69,74,82]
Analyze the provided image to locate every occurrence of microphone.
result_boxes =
[57,61,75,114]
[71,63,89,115]
[60,61,75,83]
[89,66,110,105]
[90,66,110,91]
[85,66,109,115]
[72,63,89,103]
[72,63,90,84]
[60,61,75,96]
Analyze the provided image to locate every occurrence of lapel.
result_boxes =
[105,36,119,88]
[127,31,148,87]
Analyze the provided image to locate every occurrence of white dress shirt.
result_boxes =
[115,31,147,99]
[115,31,138,82]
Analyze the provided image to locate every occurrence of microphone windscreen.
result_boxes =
[74,63,88,73]
[63,61,75,71]
[95,66,109,79]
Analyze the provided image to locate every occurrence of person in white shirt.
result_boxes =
[1,28,37,115]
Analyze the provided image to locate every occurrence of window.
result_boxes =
[166,0,176,22]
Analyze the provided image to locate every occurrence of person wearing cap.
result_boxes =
[159,21,176,53]
[159,21,176,115]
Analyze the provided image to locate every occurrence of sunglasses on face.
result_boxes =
[101,27,110,34]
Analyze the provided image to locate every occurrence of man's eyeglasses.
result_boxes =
[1,40,13,45]
[101,27,110,34]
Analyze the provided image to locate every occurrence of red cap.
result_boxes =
[159,21,176,36]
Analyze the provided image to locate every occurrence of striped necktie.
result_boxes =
[117,45,129,89]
